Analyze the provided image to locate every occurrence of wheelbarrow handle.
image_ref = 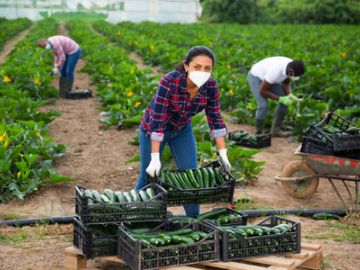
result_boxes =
[274,175,317,182]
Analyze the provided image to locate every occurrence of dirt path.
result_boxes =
[0,25,359,270]
[0,28,31,64]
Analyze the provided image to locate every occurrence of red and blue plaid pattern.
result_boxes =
[48,35,80,69]
[141,70,226,141]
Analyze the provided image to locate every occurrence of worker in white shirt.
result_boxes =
[248,57,305,137]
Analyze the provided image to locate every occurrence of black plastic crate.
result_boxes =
[117,221,220,270]
[155,161,235,206]
[66,89,92,99]
[301,126,334,155]
[229,130,271,148]
[200,207,248,227]
[73,217,118,259]
[75,183,167,224]
[321,112,355,131]
[211,216,301,261]
[333,133,360,152]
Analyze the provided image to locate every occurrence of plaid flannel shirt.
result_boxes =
[140,70,227,142]
[48,35,80,69]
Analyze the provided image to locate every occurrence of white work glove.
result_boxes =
[146,153,161,177]
[218,148,231,172]
[50,67,59,75]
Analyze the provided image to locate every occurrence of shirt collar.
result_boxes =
[179,71,188,92]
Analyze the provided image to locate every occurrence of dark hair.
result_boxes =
[175,46,216,72]
[287,60,305,76]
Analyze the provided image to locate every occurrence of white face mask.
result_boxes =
[45,43,51,50]
[188,71,211,88]
[289,76,300,81]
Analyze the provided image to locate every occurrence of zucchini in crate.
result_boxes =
[118,222,220,270]
[75,183,167,224]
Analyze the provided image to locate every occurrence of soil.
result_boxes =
[0,28,359,270]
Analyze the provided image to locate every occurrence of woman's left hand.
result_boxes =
[218,148,231,172]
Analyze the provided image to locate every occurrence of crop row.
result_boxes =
[0,18,68,202]
[0,18,32,50]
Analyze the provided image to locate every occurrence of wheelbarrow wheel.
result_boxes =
[281,160,319,198]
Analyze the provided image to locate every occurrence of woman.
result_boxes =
[135,46,231,217]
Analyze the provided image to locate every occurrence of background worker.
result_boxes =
[38,35,81,98]
[135,46,231,218]
[248,57,305,136]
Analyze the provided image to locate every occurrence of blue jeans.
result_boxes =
[248,72,288,120]
[135,125,199,217]
[61,48,82,80]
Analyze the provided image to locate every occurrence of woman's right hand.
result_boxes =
[146,153,161,177]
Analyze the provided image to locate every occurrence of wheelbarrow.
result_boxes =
[275,146,360,211]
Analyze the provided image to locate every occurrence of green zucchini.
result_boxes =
[149,237,165,246]
[201,168,210,188]
[207,167,216,187]
[91,190,102,203]
[174,173,187,189]
[130,189,140,202]
[101,194,110,203]
[123,192,133,203]
[197,208,227,221]
[194,169,204,188]
[181,172,193,189]
[104,189,115,202]
[178,236,194,244]
[84,189,94,204]
[186,169,200,188]
[146,187,155,199]
[168,173,179,187]
[115,191,125,203]
[138,190,149,201]
[214,167,224,185]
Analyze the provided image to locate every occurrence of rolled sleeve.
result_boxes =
[149,76,172,141]
[205,82,227,139]
[150,132,164,142]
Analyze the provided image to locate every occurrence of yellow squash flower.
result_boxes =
[127,92,134,97]
[246,103,254,110]
[135,101,141,107]
[0,132,6,142]
[3,75,11,83]
[228,89,234,96]
[226,64,231,70]
[340,51,347,58]
[34,77,41,86]
[0,132,10,148]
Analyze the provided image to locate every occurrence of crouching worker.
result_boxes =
[38,35,90,99]
[135,46,231,218]
[248,57,305,136]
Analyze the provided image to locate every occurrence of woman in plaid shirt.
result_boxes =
[136,46,231,217]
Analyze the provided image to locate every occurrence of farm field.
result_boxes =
[0,17,359,270]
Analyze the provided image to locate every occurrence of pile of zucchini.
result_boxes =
[129,228,211,247]
[218,224,291,238]
[82,187,156,204]
[159,167,225,189]
[197,208,245,225]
